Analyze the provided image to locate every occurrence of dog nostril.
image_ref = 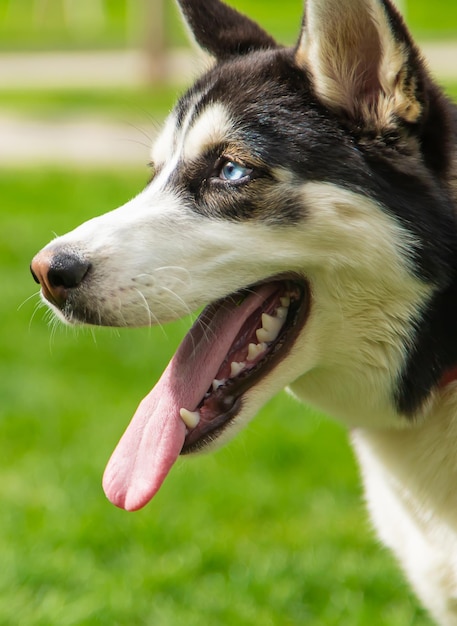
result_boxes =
[30,266,40,285]
[47,255,91,290]
[31,249,91,307]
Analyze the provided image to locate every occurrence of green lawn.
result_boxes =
[0,0,456,51]
[0,0,454,622]
[0,167,434,625]
[1,81,456,125]
[4,18,454,622]
[0,88,180,121]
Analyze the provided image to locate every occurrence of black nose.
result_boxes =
[31,249,91,307]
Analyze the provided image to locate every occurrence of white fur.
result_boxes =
[183,103,234,162]
[46,175,430,431]
[38,97,451,624]
[352,400,457,626]
[34,9,457,623]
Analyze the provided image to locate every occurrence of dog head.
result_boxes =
[31,0,457,510]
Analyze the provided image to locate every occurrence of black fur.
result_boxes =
[175,0,276,59]
[171,3,457,417]
[29,2,457,615]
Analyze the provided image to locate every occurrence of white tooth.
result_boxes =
[247,342,267,361]
[256,327,274,343]
[280,296,291,308]
[212,378,225,391]
[262,313,284,333]
[230,361,245,377]
[276,306,288,319]
[179,408,201,429]
[256,313,284,343]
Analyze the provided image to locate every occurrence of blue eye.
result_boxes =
[219,160,251,182]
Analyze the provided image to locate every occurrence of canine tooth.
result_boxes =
[280,296,290,308]
[262,313,284,332]
[247,342,267,361]
[179,408,201,429]
[256,313,284,343]
[212,378,224,391]
[276,306,288,319]
[230,361,245,377]
[256,327,273,343]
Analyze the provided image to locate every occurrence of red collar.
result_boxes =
[439,366,457,388]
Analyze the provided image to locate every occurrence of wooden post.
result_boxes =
[146,0,168,82]
[128,0,168,83]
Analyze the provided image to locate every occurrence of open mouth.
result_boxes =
[103,275,309,511]
[181,277,309,452]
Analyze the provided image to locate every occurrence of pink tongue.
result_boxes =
[102,284,276,511]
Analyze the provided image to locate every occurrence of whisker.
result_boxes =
[90,327,98,346]
[47,314,60,354]
[157,285,193,318]
[118,137,154,151]
[110,327,121,339]
[28,299,46,331]
[96,303,103,328]
[194,314,218,346]
[114,297,128,328]
[134,288,168,339]
[18,290,41,312]
[134,288,152,327]
[125,121,154,145]
[153,265,192,285]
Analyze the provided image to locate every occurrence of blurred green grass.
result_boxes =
[0,88,180,120]
[0,164,434,624]
[0,0,457,51]
[0,87,179,168]
[1,0,451,620]
[1,82,457,123]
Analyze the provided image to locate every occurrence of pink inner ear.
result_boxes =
[353,34,383,102]
[327,11,383,111]
[296,0,397,118]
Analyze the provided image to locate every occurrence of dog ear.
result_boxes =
[296,0,425,128]
[175,0,277,59]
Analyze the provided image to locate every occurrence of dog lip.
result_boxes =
[180,277,309,453]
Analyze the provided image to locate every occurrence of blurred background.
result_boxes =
[1,1,456,625]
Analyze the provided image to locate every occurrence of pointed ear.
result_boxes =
[296,0,425,128]
[176,0,276,59]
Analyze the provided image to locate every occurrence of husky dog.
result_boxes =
[31,0,457,622]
